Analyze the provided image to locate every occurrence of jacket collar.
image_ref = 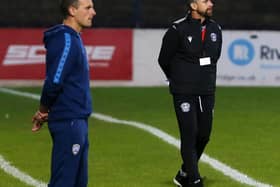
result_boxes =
[186,13,210,25]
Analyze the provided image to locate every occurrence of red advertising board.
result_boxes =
[0,28,132,80]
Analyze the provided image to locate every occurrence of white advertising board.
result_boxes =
[1,29,280,87]
[218,31,280,86]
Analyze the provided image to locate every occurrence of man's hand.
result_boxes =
[32,110,48,132]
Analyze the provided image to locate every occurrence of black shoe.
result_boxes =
[187,178,203,187]
[173,169,188,187]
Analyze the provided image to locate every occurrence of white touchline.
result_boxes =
[91,113,272,187]
[0,87,273,187]
[0,155,47,187]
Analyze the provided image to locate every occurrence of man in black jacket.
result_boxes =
[158,0,222,186]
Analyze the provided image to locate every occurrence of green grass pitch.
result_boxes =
[0,87,279,187]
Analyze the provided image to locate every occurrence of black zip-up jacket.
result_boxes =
[158,14,222,95]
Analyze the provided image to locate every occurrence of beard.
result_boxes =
[198,8,213,17]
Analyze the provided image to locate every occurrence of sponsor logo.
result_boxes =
[72,144,80,155]
[259,45,280,69]
[228,39,280,69]
[2,45,115,66]
[85,46,115,67]
[228,39,255,66]
[3,45,46,65]
[187,36,193,43]
[260,45,280,60]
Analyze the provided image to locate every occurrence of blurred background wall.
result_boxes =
[1,0,280,30]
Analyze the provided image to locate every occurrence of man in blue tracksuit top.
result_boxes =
[31,0,96,186]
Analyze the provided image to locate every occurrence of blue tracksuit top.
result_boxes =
[40,24,92,121]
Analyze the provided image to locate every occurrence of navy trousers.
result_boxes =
[48,119,89,187]
[173,94,214,181]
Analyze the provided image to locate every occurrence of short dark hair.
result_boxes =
[187,0,197,11]
[187,0,196,3]
[59,0,79,19]
[187,0,196,6]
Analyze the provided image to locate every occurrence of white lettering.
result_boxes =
[233,45,249,60]
[27,45,45,59]
[6,45,29,58]
[3,45,45,65]
[3,45,116,66]
[85,46,115,61]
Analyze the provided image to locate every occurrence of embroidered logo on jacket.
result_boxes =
[210,33,217,42]
[72,144,80,155]
[180,102,191,112]
[187,36,193,43]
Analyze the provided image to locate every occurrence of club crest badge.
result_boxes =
[180,102,190,112]
[72,144,80,155]
[210,33,217,42]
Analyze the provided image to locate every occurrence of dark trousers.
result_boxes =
[173,94,215,181]
[48,119,89,187]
